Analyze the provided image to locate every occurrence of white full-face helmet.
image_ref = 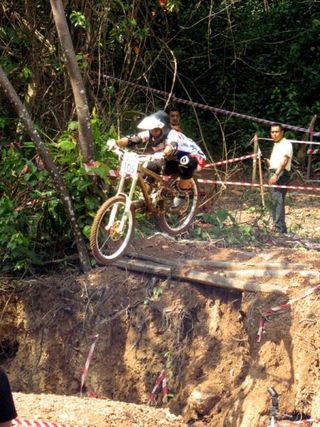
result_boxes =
[137,110,169,130]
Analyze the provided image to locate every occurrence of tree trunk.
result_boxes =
[0,66,91,272]
[49,0,94,163]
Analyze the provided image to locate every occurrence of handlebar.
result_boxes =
[106,139,164,164]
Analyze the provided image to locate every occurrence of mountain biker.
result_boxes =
[116,110,206,208]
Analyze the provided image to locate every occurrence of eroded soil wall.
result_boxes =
[1,244,320,427]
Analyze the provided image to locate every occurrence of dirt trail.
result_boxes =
[13,392,185,427]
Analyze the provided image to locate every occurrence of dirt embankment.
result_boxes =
[1,237,320,427]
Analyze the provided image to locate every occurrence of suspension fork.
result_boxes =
[119,176,137,231]
[107,176,138,232]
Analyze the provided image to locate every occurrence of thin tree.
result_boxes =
[0,66,92,272]
[50,0,94,162]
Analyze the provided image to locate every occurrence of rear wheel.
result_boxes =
[90,195,135,264]
[158,177,199,236]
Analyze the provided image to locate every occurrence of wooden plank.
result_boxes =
[126,252,308,272]
[115,258,287,294]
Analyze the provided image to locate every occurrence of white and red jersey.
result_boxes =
[138,129,206,167]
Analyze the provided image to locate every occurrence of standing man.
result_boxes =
[265,124,293,234]
[0,368,17,427]
[169,108,182,132]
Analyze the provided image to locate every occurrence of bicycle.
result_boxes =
[267,387,316,426]
[90,139,199,265]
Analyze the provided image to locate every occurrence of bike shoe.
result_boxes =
[132,199,145,210]
[172,193,187,209]
[132,191,146,210]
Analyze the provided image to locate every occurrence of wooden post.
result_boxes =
[256,134,265,207]
[306,127,314,179]
[305,114,317,179]
[252,136,258,183]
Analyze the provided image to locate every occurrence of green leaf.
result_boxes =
[82,224,91,239]
[68,121,79,131]
[70,11,88,29]
[57,138,76,151]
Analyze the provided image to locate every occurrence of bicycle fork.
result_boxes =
[106,176,138,234]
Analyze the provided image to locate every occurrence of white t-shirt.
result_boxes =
[269,138,293,171]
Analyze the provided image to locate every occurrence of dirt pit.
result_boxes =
[1,232,320,427]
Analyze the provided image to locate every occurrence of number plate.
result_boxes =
[120,152,139,178]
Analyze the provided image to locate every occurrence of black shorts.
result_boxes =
[0,368,17,422]
[147,156,198,180]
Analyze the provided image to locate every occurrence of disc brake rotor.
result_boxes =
[106,221,122,241]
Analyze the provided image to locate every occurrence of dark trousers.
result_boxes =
[146,156,198,181]
[0,368,17,422]
[269,170,290,233]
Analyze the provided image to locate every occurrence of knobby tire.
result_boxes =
[158,177,199,236]
[90,195,135,265]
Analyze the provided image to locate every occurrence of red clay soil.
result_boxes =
[2,184,320,427]
[1,235,320,427]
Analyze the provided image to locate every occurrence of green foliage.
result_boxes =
[0,145,49,272]
[1,0,319,273]
[70,11,88,29]
[165,0,181,12]
[169,0,320,153]
[191,211,257,245]
[0,115,118,273]
[20,67,32,80]
[144,286,164,305]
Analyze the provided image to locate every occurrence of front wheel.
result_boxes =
[158,177,199,236]
[90,195,135,264]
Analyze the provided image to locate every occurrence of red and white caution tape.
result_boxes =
[271,417,320,426]
[13,419,84,427]
[205,152,259,168]
[103,75,320,136]
[257,284,320,343]
[161,376,168,403]
[84,162,122,178]
[197,179,320,192]
[307,148,320,155]
[108,169,121,177]
[87,161,320,194]
[105,174,319,193]
[259,138,320,145]
[80,334,99,397]
[84,161,98,176]
[88,170,320,194]
[148,370,168,403]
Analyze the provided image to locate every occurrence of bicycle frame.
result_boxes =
[136,164,168,211]
[268,387,279,426]
[106,152,169,234]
